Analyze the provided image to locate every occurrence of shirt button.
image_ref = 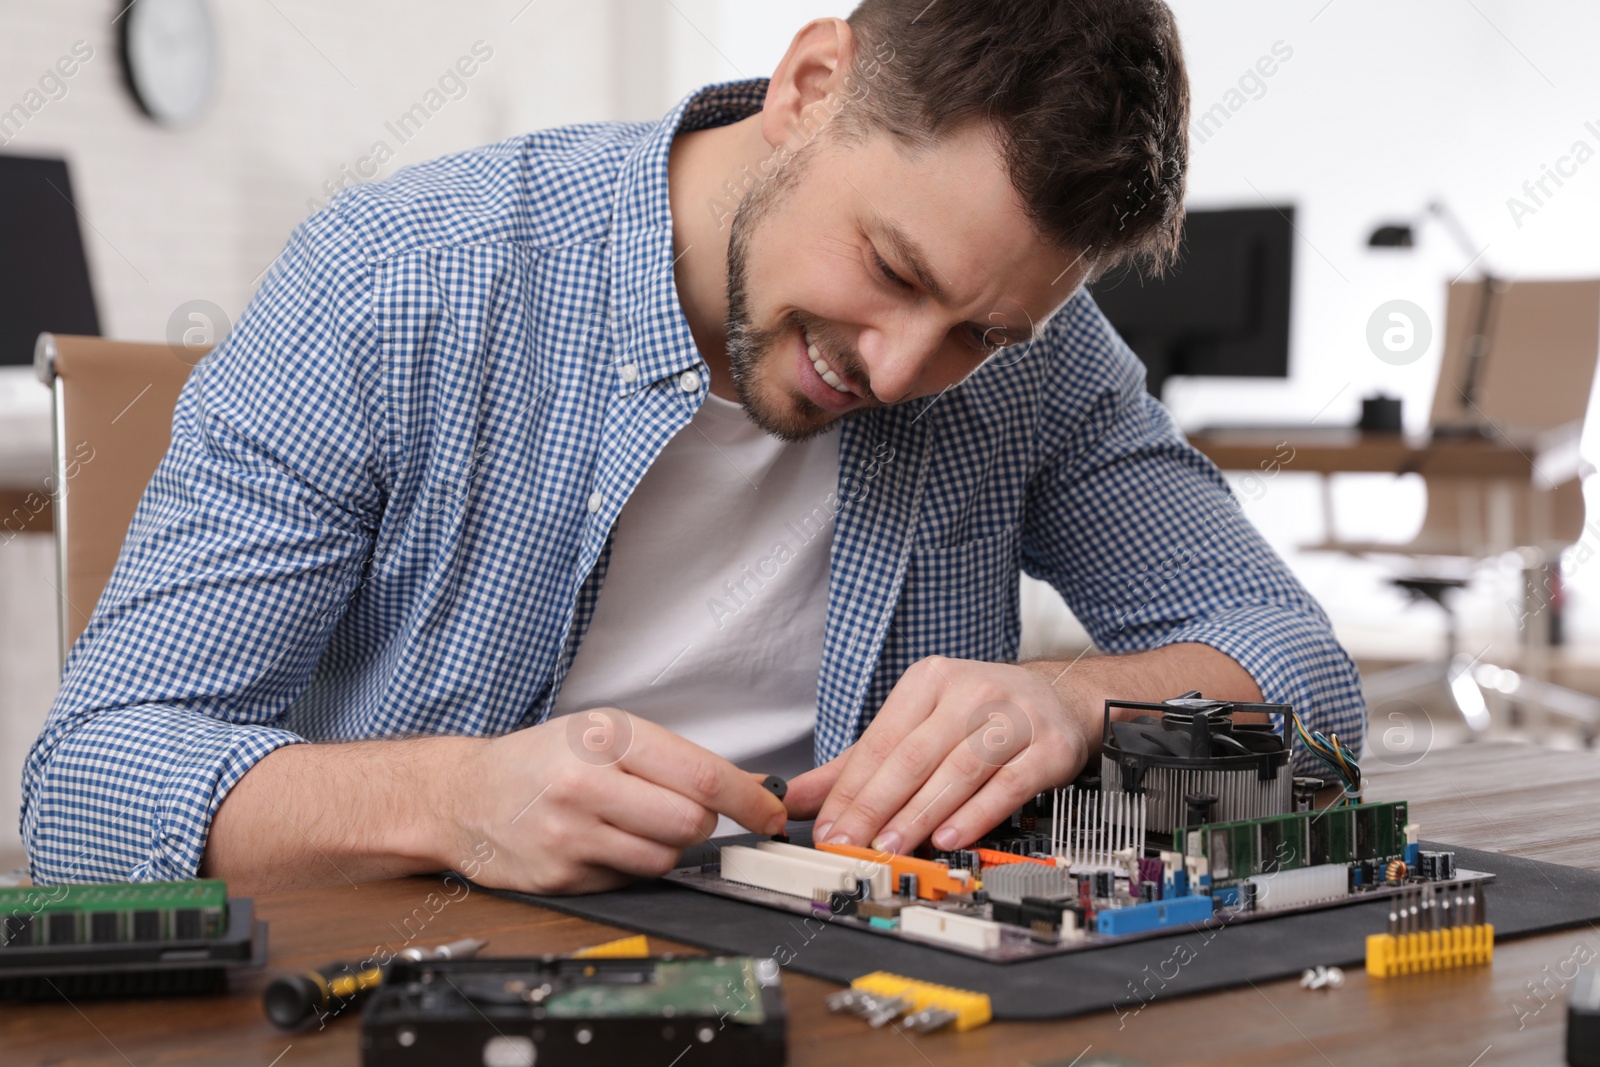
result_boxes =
[587,491,603,514]
[678,369,701,393]
[618,363,639,383]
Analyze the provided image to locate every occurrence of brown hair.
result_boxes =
[838,0,1189,278]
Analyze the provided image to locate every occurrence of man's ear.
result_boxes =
[760,17,855,154]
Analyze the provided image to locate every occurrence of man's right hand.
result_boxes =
[203,709,787,896]
[447,709,789,895]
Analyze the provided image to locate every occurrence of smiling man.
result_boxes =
[23,0,1364,893]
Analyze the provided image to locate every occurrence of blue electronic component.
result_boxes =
[1213,885,1240,908]
[1404,842,1421,868]
[1092,895,1214,936]
[1166,870,1189,898]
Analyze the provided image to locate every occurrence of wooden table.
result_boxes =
[1186,428,1537,479]
[5,742,1597,1066]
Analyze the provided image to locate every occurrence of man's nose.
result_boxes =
[857,321,945,405]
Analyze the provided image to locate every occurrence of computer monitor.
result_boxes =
[1089,205,1293,397]
[0,153,101,367]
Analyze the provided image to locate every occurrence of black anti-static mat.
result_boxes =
[486,826,1600,1021]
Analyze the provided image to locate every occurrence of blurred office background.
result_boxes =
[1,1,1598,864]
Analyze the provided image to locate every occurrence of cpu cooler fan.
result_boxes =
[1100,692,1294,836]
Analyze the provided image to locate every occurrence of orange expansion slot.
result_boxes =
[814,842,970,901]
[973,848,1056,870]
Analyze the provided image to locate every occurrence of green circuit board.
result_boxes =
[1183,801,1409,887]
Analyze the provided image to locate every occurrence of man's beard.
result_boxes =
[723,148,850,443]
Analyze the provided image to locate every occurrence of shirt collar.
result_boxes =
[606,77,770,396]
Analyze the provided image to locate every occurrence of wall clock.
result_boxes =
[119,0,217,126]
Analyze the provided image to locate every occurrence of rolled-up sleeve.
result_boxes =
[1020,304,1365,772]
[21,206,389,883]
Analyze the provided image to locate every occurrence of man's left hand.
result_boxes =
[785,656,1090,855]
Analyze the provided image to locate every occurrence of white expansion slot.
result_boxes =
[719,845,860,899]
[898,906,1002,950]
[755,841,893,899]
[1247,863,1351,910]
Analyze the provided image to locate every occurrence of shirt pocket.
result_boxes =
[898,526,1022,664]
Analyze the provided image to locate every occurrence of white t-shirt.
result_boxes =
[551,387,841,812]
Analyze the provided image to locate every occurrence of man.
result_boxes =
[22,0,1363,894]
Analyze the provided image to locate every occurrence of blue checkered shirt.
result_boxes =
[22,79,1364,884]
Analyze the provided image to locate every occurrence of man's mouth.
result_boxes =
[804,326,860,397]
[793,324,864,415]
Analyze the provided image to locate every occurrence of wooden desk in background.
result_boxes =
[1187,427,1535,479]
[4,743,1596,1066]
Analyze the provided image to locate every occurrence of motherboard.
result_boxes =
[666,694,1491,963]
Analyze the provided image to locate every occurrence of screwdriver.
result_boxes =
[264,937,487,1029]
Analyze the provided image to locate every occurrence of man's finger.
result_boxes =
[812,697,972,857]
[927,761,1044,853]
[618,717,788,835]
[594,774,717,848]
[864,711,1030,853]
[580,821,685,881]
[783,753,848,820]
[812,660,946,838]
[825,703,1010,852]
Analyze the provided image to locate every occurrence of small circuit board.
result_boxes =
[361,956,785,1066]
[0,878,266,998]
[666,695,1494,963]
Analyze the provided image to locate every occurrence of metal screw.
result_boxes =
[1300,965,1343,990]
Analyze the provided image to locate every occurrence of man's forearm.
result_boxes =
[1023,641,1264,745]
[201,735,483,893]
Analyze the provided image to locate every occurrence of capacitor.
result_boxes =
[1093,870,1116,900]
[1419,851,1439,881]
[1139,881,1158,903]
[898,873,918,899]
[1238,882,1258,912]
[1438,851,1455,880]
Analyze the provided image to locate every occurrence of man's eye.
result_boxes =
[871,250,913,290]
[972,324,1006,353]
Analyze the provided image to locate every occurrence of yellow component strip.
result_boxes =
[570,934,651,959]
[851,970,992,1031]
[1365,924,1495,978]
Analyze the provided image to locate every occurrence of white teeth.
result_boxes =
[803,330,852,394]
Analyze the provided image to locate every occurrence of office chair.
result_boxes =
[34,333,207,667]
[1310,278,1600,739]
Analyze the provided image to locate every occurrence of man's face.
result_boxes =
[724,120,1087,442]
